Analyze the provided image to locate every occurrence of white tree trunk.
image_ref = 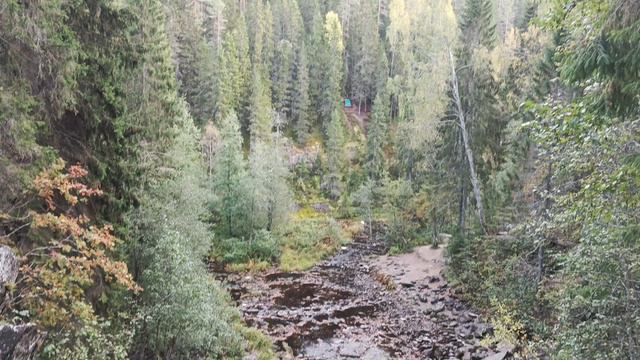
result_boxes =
[448,49,486,232]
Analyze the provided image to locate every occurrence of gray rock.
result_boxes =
[0,324,46,360]
[361,346,390,360]
[339,342,367,357]
[426,302,445,314]
[475,323,492,337]
[0,246,18,296]
[483,350,511,360]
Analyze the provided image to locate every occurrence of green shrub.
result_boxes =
[138,230,244,359]
[40,320,132,360]
[280,218,348,271]
[446,233,543,349]
[214,230,282,265]
[382,179,418,251]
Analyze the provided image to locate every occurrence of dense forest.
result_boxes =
[0,0,638,359]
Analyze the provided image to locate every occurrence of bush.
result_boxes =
[137,230,244,359]
[40,320,133,360]
[382,179,418,251]
[446,233,544,351]
[280,218,347,271]
[214,230,282,265]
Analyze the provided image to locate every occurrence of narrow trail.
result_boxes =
[215,227,511,360]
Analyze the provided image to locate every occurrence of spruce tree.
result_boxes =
[445,0,504,230]
[306,1,325,125]
[271,39,295,118]
[212,111,249,238]
[366,89,390,181]
[292,43,312,144]
[323,108,346,200]
[133,103,244,359]
[248,66,274,146]
[217,31,243,118]
[319,11,345,130]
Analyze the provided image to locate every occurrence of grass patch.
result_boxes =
[226,260,271,273]
[237,325,277,360]
[279,217,349,271]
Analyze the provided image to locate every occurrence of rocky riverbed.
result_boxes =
[214,228,513,359]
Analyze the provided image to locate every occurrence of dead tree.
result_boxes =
[448,49,487,233]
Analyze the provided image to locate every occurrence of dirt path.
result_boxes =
[215,228,509,359]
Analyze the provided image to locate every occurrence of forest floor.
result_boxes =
[214,225,513,360]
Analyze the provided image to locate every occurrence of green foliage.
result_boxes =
[248,67,274,143]
[527,97,640,359]
[239,325,277,360]
[382,179,417,251]
[280,217,348,271]
[214,230,282,265]
[365,89,390,180]
[138,229,244,358]
[211,111,250,238]
[40,319,133,360]
[322,109,346,200]
[555,0,640,115]
[246,138,293,232]
[130,104,244,358]
[292,43,312,144]
[318,11,344,126]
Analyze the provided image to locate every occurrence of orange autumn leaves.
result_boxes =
[21,159,140,328]
[33,159,103,211]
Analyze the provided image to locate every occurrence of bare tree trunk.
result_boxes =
[457,131,466,234]
[537,161,552,284]
[448,49,486,233]
[458,174,466,234]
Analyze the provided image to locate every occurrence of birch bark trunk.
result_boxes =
[448,49,486,233]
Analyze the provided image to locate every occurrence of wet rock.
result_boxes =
[0,324,46,360]
[399,280,415,288]
[264,272,305,281]
[334,304,376,319]
[211,223,495,359]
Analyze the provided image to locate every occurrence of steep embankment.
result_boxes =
[216,227,514,359]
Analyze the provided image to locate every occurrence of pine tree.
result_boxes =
[349,0,386,111]
[216,15,251,120]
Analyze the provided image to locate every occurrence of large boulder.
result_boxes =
[0,246,18,299]
[0,324,46,360]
